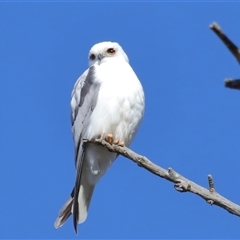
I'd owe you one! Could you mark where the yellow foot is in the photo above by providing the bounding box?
[106,134,113,144]
[113,139,119,144]
[105,134,124,147]
[118,141,125,147]
[113,138,124,147]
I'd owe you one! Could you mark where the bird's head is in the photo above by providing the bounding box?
[88,41,129,66]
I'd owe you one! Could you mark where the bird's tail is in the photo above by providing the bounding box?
[54,192,74,228]
[54,180,95,229]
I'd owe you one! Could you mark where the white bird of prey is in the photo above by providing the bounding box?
[54,41,145,233]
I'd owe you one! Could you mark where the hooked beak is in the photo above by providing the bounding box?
[98,53,104,61]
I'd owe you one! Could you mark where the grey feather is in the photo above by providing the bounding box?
[70,69,89,125]
[73,143,85,234]
[54,189,74,228]
[71,66,100,165]
[54,66,100,231]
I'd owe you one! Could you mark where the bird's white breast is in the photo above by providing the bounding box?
[85,59,144,145]
[84,59,145,185]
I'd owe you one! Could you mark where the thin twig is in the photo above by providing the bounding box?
[225,79,240,90]
[210,22,240,64]
[84,139,240,217]
[210,22,240,90]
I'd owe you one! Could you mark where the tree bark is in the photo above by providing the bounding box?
[84,139,240,218]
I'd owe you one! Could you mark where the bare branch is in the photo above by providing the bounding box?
[209,22,240,90]
[84,139,240,218]
[209,22,240,64]
[225,78,240,90]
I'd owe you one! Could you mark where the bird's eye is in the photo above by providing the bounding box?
[89,54,96,61]
[107,48,115,54]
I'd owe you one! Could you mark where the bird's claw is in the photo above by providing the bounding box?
[113,139,119,144]
[106,134,113,144]
[118,141,124,147]
[106,134,124,147]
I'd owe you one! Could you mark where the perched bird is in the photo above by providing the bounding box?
[54,41,145,233]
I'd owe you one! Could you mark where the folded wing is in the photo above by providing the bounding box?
[54,66,100,233]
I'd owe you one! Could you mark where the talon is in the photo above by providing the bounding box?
[106,134,113,144]
[118,141,124,147]
[113,139,119,144]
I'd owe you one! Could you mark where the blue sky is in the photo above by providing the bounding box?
[1,2,240,239]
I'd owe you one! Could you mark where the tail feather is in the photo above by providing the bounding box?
[54,181,95,231]
[54,192,74,228]
[77,181,95,224]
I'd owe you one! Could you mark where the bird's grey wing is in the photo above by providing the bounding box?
[71,66,99,167]
[54,66,100,232]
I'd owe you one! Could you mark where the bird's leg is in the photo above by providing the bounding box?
[105,134,125,147]
[106,133,113,144]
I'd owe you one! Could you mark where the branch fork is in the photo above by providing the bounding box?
[210,22,240,90]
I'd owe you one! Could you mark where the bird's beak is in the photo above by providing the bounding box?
[98,54,104,61]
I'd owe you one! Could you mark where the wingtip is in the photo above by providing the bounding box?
[73,214,79,235]
[54,218,63,229]
[74,225,78,235]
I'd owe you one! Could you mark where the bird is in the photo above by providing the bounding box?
[54,41,145,234]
